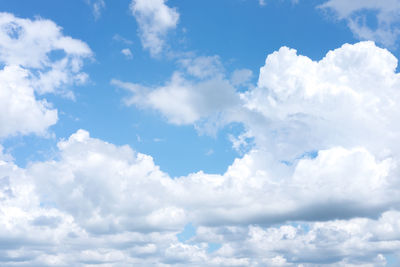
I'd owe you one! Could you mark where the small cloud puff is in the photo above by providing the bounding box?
[121,48,133,59]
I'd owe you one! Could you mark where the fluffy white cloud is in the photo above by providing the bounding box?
[242,41,400,161]
[130,0,179,56]
[319,0,400,47]
[0,13,92,138]
[0,129,400,265]
[3,40,400,265]
[0,66,57,138]
[194,210,400,266]
[111,55,240,126]
[29,130,185,234]
[107,42,400,264]
[19,130,398,230]
[110,42,400,224]
[0,12,91,73]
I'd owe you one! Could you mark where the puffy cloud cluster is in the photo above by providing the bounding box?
[101,41,400,264]
[243,41,400,161]
[130,0,179,56]
[0,13,92,138]
[319,0,400,47]
[194,211,400,266]
[2,11,400,264]
[1,128,400,265]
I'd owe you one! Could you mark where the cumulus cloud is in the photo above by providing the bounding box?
[319,0,400,47]
[130,0,179,56]
[194,211,400,265]
[0,66,57,138]
[111,55,240,126]
[0,13,91,72]
[108,41,400,264]
[243,41,400,161]
[0,13,92,138]
[3,41,400,265]
[0,128,400,265]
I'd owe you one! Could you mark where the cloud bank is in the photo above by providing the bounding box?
[2,34,400,265]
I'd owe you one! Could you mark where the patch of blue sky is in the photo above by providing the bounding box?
[385,253,399,266]
[2,135,57,167]
[176,0,356,65]
[289,222,311,233]
[176,223,196,242]
[281,150,318,166]
[207,243,222,253]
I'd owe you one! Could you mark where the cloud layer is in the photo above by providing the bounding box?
[1,127,400,265]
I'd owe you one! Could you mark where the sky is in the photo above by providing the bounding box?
[1,0,400,266]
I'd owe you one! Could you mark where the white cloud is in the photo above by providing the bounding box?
[0,12,92,71]
[0,128,400,265]
[29,129,185,234]
[0,13,92,138]
[93,0,106,20]
[3,40,400,264]
[194,210,400,265]
[0,66,57,138]
[319,0,400,47]
[259,0,299,6]
[242,41,400,161]
[113,41,400,226]
[121,48,133,59]
[113,34,134,45]
[85,0,106,20]
[230,68,253,86]
[130,0,179,56]
[179,55,224,79]
[111,55,240,126]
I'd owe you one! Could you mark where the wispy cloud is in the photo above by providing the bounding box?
[319,0,400,47]
[130,0,179,56]
[121,48,133,59]
[86,0,106,20]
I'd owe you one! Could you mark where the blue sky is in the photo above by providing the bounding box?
[1,0,400,266]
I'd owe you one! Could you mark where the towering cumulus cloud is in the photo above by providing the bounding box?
[0,13,92,138]
[2,40,400,265]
